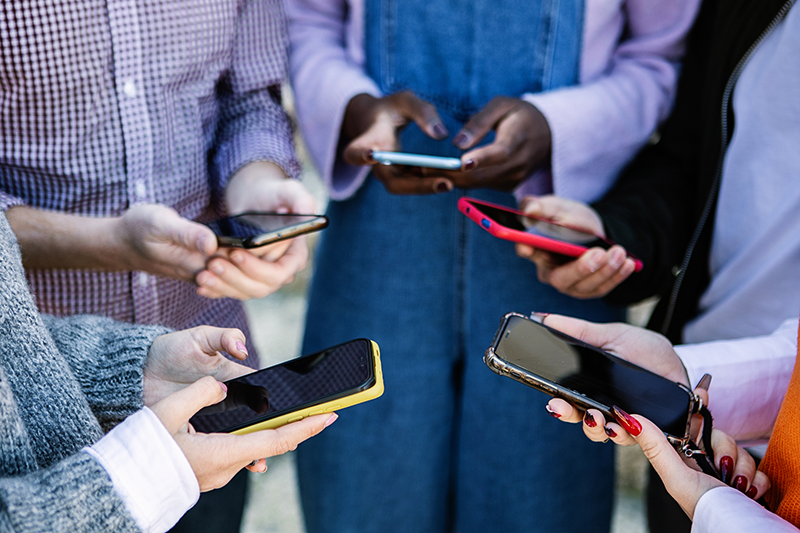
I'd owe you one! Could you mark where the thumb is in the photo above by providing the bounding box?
[540,314,628,352]
[162,213,217,256]
[151,376,227,432]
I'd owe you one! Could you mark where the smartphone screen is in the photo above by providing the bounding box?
[190,339,375,433]
[494,315,692,437]
[469,201,608,248]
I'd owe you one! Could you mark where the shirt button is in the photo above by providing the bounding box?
[134,180,147,200]
[123,79,137,98]
[137,272,149,286]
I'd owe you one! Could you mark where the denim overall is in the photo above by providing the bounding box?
[298,2,620,532]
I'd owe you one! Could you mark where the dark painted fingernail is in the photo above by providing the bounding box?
[719,456,734,485]
[584,412,597,428]
[545,404,561,419]
[611,406,642,437]
[433,123,448,138]
[733,476,748,493]
[453,132,470,148]
[746,485,758,499]
[604,426,617,438]
[464,159,477,171]
[695,373,712,391]
[365,149,374,162]
[435,180,452,194]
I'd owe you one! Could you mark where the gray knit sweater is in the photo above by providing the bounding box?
[0,213,169,532]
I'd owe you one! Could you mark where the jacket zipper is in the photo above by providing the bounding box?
[659,0,795,336]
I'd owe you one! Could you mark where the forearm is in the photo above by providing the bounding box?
[6,206,129,271]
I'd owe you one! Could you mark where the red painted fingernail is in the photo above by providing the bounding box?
[611,406,642,437]
[746,485,758,499]
[218,381,228,393]
[464,159,477,171]
[584,412,597,428]
[236,341,249,355]
[545,404,561,419]
[604,426,617,438]
[719,456,734,485]
[733,476,748,493]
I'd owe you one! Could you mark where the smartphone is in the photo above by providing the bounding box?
[205,212,329,249]
[372,151,462,170]
[190,339,384,434]
[485,312,696,446]
[458,197,643,272]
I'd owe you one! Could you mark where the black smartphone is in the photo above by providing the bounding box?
[190,339,384,434]
[485,313,696,446]
[205,212,329,248]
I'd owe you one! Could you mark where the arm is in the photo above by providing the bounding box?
[40,314,168,430]
[676,318,798,443]
[287,0,382,200]
[520,0,702,203]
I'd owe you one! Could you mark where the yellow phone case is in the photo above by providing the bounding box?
[231,340,384,435]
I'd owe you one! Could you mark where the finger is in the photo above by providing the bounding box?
[394,92,448,140]
[729,446,757,493]
[547,249,620,298]
[601,421,637,446]
[191,326,248,361]
[459,122,525,171]
[748,470,770,500]
[151,376,227,432]
[454,97,517,150]
[546,398,583,423]
[245,459,268,474]
[244,240,293,263]
[713,433,740,485]
[373,164,453,195]
[516,243,535,259]
[231,413,336,463]
[158,213,218,257]
[565,247,633,297]
[343,114,398,166]
[267,179,317,215]
[582,409,613,443]
[539,313,628,352]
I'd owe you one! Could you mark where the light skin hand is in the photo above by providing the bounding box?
[143,326,254,406]
[195,161,315,300]
[514,195,636,299]
[341,92,454,195]
[150,376,336,489]
[417,97,552,191]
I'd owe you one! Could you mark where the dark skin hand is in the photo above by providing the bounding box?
[342,92,552,195]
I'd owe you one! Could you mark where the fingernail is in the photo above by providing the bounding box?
[365,149,375,162]
[733,476,748,493]
[435,180,453,194]
[719,456,734,485]
[231,253,245,265]
[695,373,712,391]
[453,132,470,149]
[219,381,228,393]
[611,406,642,437]
[586,250,605,272]
[464,159,477,171]
[608,248,625,269]
[212,263,224,275]
[584,412,597,428]
[746,485,758,499]
[433,123,448,138]
[325,413,339,428]
[531,312,550,324]
[545,404,561,419]
[604,426,617,438]
[197,234,208,253]
[236,341,249,355]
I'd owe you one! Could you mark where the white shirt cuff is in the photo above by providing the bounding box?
[693,486,798,532]
[84,407,200,533]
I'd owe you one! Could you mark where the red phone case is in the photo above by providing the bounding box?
[457,197,643,272]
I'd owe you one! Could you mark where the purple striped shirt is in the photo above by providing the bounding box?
[0,0,300,367]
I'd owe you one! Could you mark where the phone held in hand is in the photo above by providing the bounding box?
[485,312,697,448]
[190,339,384,434]
[205,212,329,249]
[458,197,643,272]
[372,151,462,170]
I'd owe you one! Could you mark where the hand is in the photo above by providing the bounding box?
[341,92,454,195]
[195,161,314,300]
[150,376,336,490]
[417,97,552,191]
[143,326,253,406]
[514,195,637,299]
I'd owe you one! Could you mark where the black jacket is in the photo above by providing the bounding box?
[593,0,795,343]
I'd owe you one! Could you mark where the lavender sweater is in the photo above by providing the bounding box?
[288,0,701,203]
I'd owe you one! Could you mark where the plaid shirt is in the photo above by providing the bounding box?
[0,0,300,367]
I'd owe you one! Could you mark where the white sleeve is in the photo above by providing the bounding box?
[675,318,798,443]
[84,407,200,533]
[692,486,798,533]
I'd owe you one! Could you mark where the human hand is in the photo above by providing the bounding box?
[416,97,551,191]
[341,92,455,195]
[143,326,253,406]
[514,196,637,299]
[150,376,336,490]
[195,161,314,300]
